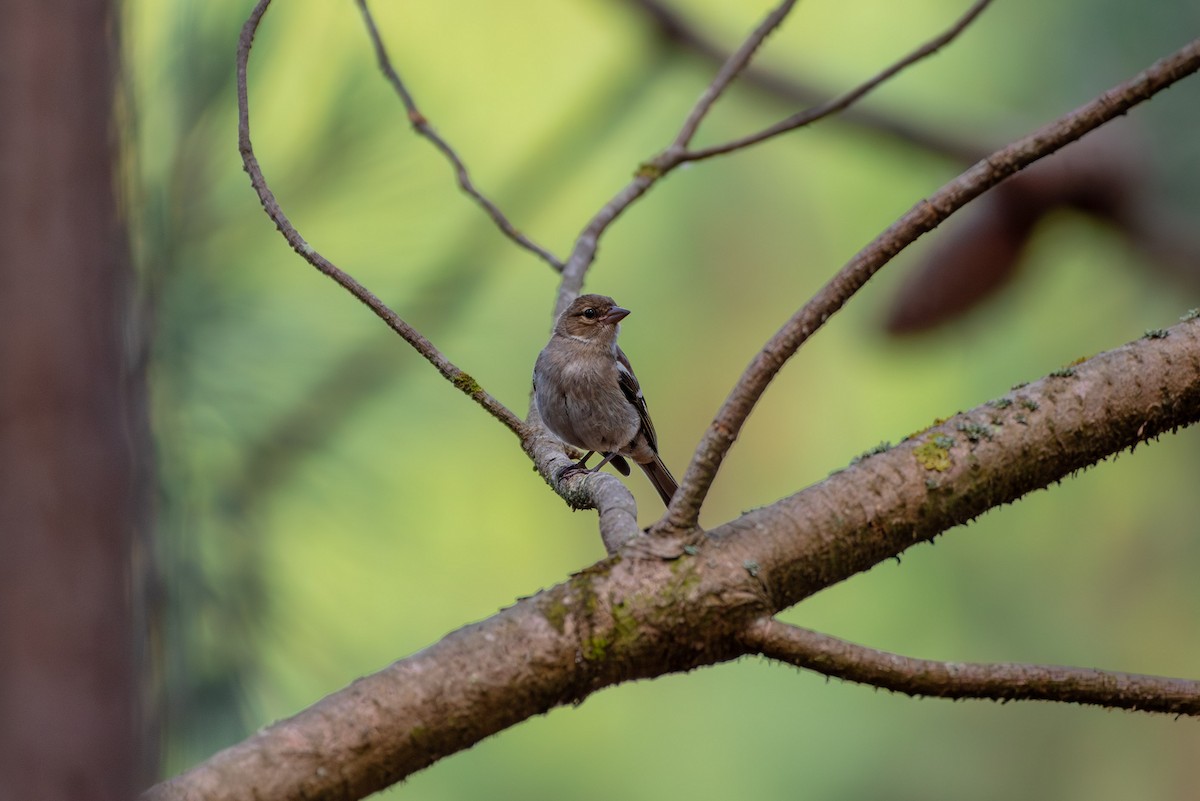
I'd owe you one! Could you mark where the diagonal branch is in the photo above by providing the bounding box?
[547,4,993,520]
[555,1,987,313]
[542,1,807,512]
[623,0,987,163]
[628,1,1200,300]
[683,0,993,161]
[243,0,642,545]
[237,0,526,437]
[556,0,800,310]
[225,59,670,522]
[664,35,1200,530]
[353,0,564,271]
[670,0,798,152]
[146,315,1200,800]
[743,618,1200,715]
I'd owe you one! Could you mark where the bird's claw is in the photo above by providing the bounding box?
[555,461,593,483]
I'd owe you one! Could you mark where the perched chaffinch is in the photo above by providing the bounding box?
[533,294,678,506]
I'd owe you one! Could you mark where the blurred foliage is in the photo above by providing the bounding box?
[126,0,1200,798]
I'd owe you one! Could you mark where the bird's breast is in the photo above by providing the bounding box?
[534,351,639,452]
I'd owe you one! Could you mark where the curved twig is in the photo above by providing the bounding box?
[556,176,655,314]
[683,0,993,161]
[556,1,988,313]
[744,618,1200,715]
[670,0,798,152]
[237,0,526,437]
[353,0,564,271]
[623,0,987,163]
[556,0,800,310]
[225,59,672,518]
[524,410,642,554]
[664,36,1200,530]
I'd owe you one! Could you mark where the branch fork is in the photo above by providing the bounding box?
[178,2,1200,796]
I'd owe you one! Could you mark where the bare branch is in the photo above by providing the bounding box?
[147,313,1200,800]
[623,0,987,163]
[353,0,564,271]
[670,0,798,152]
[242,0,650,534]
[744,619,1200,715]
[684,0,993,161]
[664,36,1200,531]
[629,1,1200,300]
[237,0,527,438]
[545,5,999,516]
[556,174,657,313]
[524,411,642,554]
[556,0,800,309]
[556,1,986,311]
[226,60,671,519]
[201,11,1200,798]
[720,313,1200,614]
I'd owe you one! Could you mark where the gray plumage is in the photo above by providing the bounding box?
[533,294,678,506]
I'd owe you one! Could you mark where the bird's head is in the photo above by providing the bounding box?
[555,294,630,342]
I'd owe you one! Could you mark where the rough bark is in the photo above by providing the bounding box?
[145,317,1200,801]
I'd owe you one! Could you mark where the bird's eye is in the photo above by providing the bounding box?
[582,308,598,319]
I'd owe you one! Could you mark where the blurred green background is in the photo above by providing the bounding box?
[127,0,1200,797]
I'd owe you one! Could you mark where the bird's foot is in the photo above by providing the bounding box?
[556,452,595,482]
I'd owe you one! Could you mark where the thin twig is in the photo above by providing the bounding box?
[228,61,672,519]
[624,0,986,163]
[556,176,657,314]
[664,36,1200,530]
[551,2,990,520]
[237,0,527,438]
[671,0,799,151]
[684,0,993,161]
[744,619,1200,715]
[353,0,564,272]
[556,1,986,311]
[555,0,800,312]
[630,0,1200,299]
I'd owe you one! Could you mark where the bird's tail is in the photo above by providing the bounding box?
[639,454,679,506]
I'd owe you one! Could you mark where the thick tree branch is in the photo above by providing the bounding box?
[147,315,1200,801]
[665,36,1200,530]
[236,0,526,437]
[353,0,564,271]
[199,9,1200,800]
[744,619,1200,715]
[713,314,1200,612]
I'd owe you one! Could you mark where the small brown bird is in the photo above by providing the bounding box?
[533,294,678,505]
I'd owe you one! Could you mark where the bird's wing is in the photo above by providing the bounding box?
[615,345,658,453]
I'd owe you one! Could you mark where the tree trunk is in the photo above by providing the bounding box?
[0,3,150,799]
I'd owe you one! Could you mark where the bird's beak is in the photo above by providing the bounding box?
[603,306,631,324]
